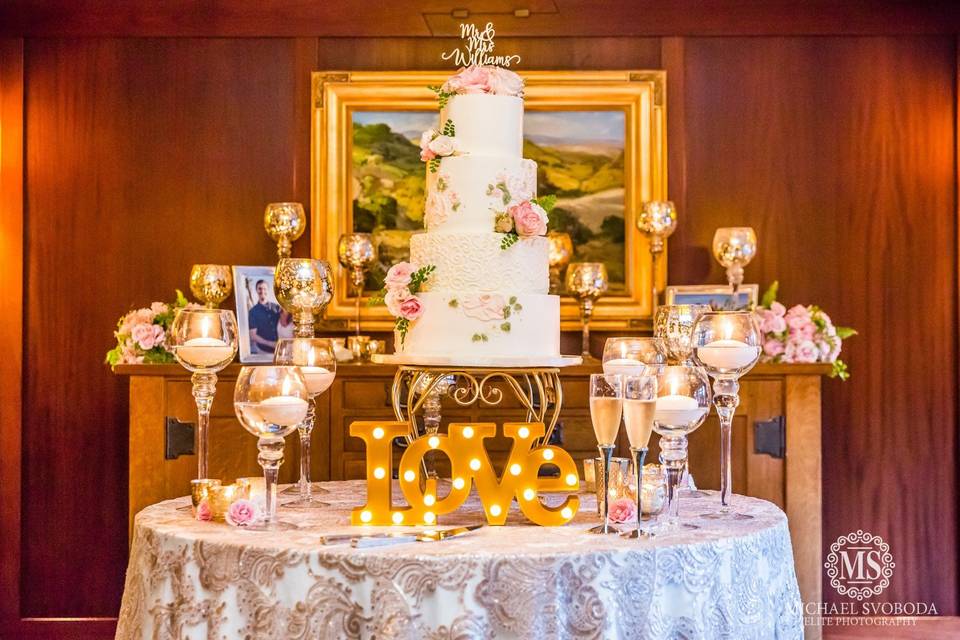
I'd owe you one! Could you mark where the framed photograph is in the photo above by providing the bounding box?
[664,284,760,311]
[232,266,295,363]
[311,70,667,329]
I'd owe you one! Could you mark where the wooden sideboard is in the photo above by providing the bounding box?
[115,360,829,619]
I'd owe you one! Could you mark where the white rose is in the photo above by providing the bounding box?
[384,287,411,317]
[428,135,459,157]
[487,67,525,97]
[419,128,436,150]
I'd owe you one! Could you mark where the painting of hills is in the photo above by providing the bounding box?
[351,109,626,292]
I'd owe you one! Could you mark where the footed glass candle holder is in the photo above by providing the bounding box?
[170,309,238,481]
[274,258,333,338]
[692,311,761,519]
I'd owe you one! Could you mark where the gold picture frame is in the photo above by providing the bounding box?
[311,70,667,330]
[664,284,760,310]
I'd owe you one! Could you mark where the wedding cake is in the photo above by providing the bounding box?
[379,65,561,361]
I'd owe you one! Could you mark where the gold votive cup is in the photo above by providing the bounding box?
[348,335,371,361]
[236,476,265,503]
[584,457,631,515]
[191,479,221,510]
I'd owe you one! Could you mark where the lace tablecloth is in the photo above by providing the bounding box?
[116,481,803,639]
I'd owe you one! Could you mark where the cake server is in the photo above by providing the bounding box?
[346,524,484,549]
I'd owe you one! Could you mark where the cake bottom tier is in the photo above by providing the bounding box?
[395,291,560,358]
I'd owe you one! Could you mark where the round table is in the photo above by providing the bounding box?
[116,481,803,639]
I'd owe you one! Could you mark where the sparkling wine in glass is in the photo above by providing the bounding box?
[274,338,337,507]
[234,366,309,530]
[621,373,657,538]
[588,373,623,534]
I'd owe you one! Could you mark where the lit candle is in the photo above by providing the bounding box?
[655,378,706,425]
[257,395,309,426]
[696,319,759,370]
[602,357,646,377]
[177,317,233,367]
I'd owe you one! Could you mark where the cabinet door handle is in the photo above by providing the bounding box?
[165,417,195,459]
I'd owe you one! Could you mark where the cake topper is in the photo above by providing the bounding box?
[441,22,521,68]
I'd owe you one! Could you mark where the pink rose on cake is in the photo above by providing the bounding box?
[444,65,491,94]
[384,287,410,316]
[461,294,506,322]
[510,201,548,237]
[487,67,525,97]
[384,262,415,290]
[398,296,424,321]
[419,130,437,161]
[428,135,459,157]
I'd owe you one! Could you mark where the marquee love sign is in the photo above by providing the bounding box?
[350,421,581,526]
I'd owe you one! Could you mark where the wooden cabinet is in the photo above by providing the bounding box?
[115,361,828,616]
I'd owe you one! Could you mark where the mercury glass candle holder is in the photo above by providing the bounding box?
[189,264,233,308]
[274,258,333,338]
[712,227,757,293]
[234,365,310,530]
[274,337,337,508]
[565,262,609,359]
[547,231,573,294]
[264,202,306,259]
[654,304,710,364]
[637,201,678,312]
[337,233,376,337]
[692,311,761,519]
[650,365,711,531]
[170,309,238,481]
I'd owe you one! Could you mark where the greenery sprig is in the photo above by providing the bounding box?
[428,85,457,109]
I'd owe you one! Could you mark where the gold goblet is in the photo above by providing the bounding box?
[337,233,376,337]
[264,202,306,259]
[274,258,333,338]
[653,304,710,364]
[189,264,233,308]
[638,201,678,313]
[547,231,573,294]
[712,227,757,293]
[565,262,609,359]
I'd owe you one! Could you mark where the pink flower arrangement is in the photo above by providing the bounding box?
[105,290,198,365]
[225,498,259,527]
[373,262,436,345]
[753,282,856,379]
[510,201,548,237]
[608,497,638,524]
[439,66,525,98]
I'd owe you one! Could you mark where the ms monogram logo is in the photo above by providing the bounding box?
[824,530,895,600]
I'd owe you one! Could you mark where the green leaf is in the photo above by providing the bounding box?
[481,333,489,342]
[513,303,522,312]
[105,346,122,365]
[500,233,519,250]
[502,306,511,319]
[448,298,459,307]
[509,296,517,304]
[760,281,780,308]
[441,118,456,137]
[831,359,850,381]
[174,288,189,308]
[532,194,557,212]
[836,326,858,340]
[472,333,482,342]
[500,322,511,332]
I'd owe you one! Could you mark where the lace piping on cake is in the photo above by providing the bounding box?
[409,234,549,294]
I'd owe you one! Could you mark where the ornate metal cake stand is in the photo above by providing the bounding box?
[373,354,583,478]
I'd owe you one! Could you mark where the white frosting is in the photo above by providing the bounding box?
[441,94,523,157]
[428,157,537,234]
[410,232,549,294]
[397,292,560,358]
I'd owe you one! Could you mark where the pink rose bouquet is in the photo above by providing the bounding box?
[371,263,436,346]
[225,498,259,527]
[608,497,638,524]
[753,282,856,379]
[496,195,557,250]
[434,66,525,100]
[105,289,198,365]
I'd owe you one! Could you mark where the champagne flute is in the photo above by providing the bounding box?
[274,338,337,507]
[650,365,711,531]
[233,366,309,530]
[588,373,623,534]
[692,311,761,519]
[621,373,657,538]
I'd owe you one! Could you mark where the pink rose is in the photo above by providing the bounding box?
[756,309,786,335]
[420,147,436,162]
[487,67,525,96]
[784,338,819,364]
[790,319,816,341]
[608,497,637,524]
[509,201,548,237]
[225,498,259,527]
[770,301,786,317]
[195,499,212,522]
[427,134,459,157]
[461,294,506,322]
[398,296,424,321]
[785,304,811,328]
[384,287,411,317]
[385,262,416,289]
[763,339,786,358]
[150,301,169,315]
[131,323,164,350]
[446,66,491,94]
[419,129,437,161]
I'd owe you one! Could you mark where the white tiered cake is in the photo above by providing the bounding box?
[382,66,562,363]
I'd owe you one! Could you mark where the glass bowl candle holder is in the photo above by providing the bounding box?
[650,365,711,531]
[233,366,310,530]
[274,337,337,507]
[566,262,609,358]
[547,231,573,294]
[638,201,678,310]
[264,202,306,259]
[274,258,334,338]
[602,337,668,376]
[170,309,238,481]
[653,304,710,364]
[337,233,376,336]
[692,310,761,518]
[712,227,757,292]
[189,264,233,308]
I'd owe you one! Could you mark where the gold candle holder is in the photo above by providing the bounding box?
[547,232,573,294]
[637,201,678,313]
[565,262,608,359]
[189,264,233,308]
[274,258,333,338]
[191,478,222,510]
[337,233,376,337]
[712,226,757,293]
[264,202,306,259]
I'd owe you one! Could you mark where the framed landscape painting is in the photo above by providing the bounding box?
[312,71,667,329]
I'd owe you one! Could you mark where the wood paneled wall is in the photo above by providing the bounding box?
[0,29,957,635]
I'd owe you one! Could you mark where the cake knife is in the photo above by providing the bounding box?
[351,524,483,548]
